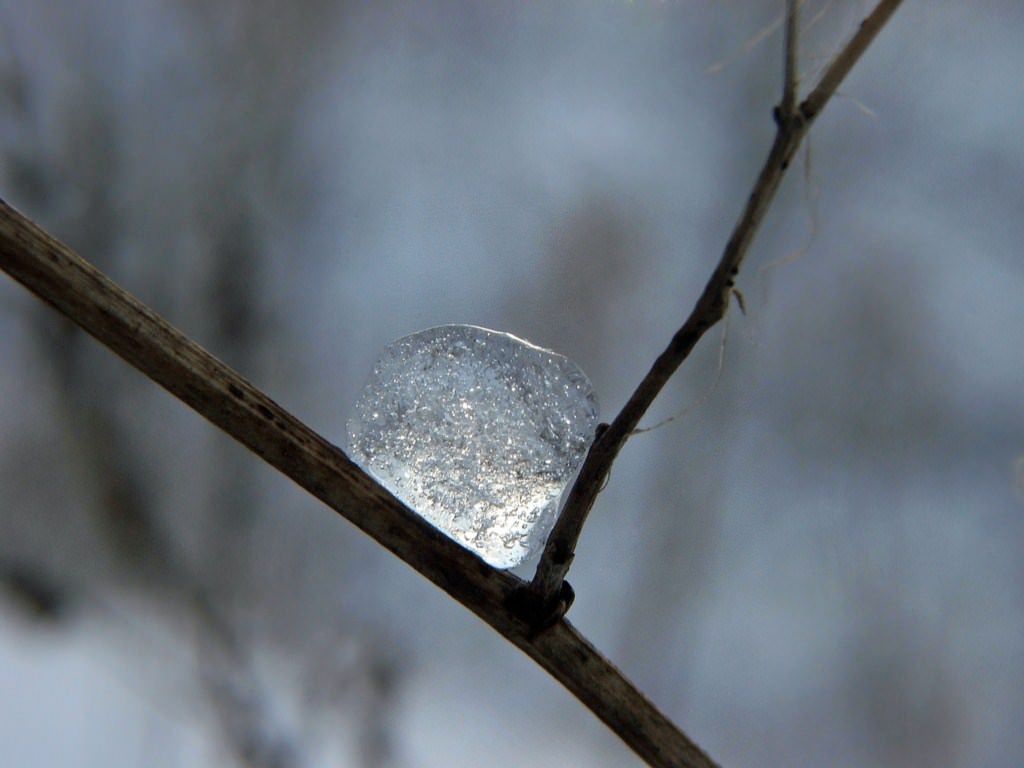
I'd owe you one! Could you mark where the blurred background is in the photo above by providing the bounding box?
[1,1,1021,766]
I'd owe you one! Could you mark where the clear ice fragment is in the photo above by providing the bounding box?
[345,325,599,569]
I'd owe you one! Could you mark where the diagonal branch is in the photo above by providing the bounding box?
[530,0,904,616]
[0,198,717,768]
[799,0,903,122]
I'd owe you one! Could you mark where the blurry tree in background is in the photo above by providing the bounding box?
[1,3,399,766]
[1,2,1023,767]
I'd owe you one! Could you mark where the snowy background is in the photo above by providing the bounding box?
[1,1,1022,766]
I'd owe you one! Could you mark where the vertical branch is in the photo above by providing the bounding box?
[782,0,802,116]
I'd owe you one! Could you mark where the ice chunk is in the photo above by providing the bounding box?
[345,325,599,568]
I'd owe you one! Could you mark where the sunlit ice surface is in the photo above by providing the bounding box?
[346,325,598,568]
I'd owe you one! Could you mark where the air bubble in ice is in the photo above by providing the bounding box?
[345,325,599,568]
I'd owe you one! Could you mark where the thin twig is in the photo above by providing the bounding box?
[782,0,802,116]
[0,198,717,768]
[800,0,902,122]
[530,0,904,617]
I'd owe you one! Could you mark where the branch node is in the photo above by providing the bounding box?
[506,580,575,639]
[773,103,806,133]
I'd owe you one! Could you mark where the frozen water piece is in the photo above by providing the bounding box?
[345,325,599,569]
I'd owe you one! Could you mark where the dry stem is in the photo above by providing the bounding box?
[0,198,717,767]
[530,0,904,618]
